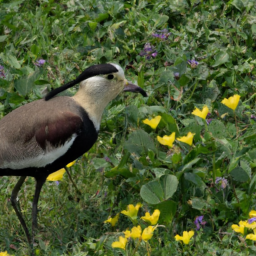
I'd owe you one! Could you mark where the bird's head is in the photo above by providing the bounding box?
[45,63,147,101]
[78,63,147,103]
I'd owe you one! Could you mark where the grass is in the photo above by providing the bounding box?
[1,0,256,255]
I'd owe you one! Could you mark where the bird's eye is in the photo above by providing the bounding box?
[107,74,114,80]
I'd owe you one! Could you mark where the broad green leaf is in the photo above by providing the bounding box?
[184,173,206,190]
[212,51,229,67]
[208,120,227,139]
[155,200,177,224]
[7,55,21,69]
[124,129,157,156]
[152,14,169,28]
[140,175,178,204]
[230,167,250,182]
[159,113,179,134]
[230,0,244,11]
[0,35,8,42]
[14,69,40,96]
[191,197,209,210]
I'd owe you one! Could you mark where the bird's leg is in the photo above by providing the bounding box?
[31,177,46,244]
[10,176,32,245]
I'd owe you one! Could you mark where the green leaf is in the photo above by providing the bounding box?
[0,35,8,42]
[88,21,98,31]
[208,120,227,139]
[184,173,206,190]
[230,167,250,182]
[191,197,209,210]
[152,14,169,28]
[140,175,178,204]
[212,51,229,67]
[124,129,157,156]
[159,113,179,134]
[7,55,21,69]
[155,200,177,224]
[138,71,144,88]
[14,69,40,96]
[230,0,244,11]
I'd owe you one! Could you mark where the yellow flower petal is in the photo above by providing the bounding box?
[130,226,142,239]
[47,168,66,181]
[231,221,247,235]
[66,160,76,168]
[157,132,175,148]
[246,222,256,229]
[175,230,194,244]
[104,213,119,227]
[141,209,160,225]
[0,252,10,256]
[177,132,195,146]
[123,230,131,238]
[221,95,240,110]
[192,106,209,119]
[246,233,256,241]
[142,226,156,241]
[121,203,142,221]
[143,116,162,129]
[112,236,127,250]
[249,210,256,218]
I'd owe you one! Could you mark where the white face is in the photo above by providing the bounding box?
[74,64,128,131]
[80,64,127,102]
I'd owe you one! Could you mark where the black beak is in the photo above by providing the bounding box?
[123,82,147,97]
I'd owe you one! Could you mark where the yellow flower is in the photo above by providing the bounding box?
[66,160,76,167]
[130,226,142,239]
[175,230,194,244]
[192,106,209,119]
[177,132,195,146]
[141,209,160,225]
[221,95,240,110]
[46,161,77,181]
[249,210,256,218]
[246,233,256,241]
[245,222,256,230]
[123,230,131,238]
[47,168,65,181]
[231,221,247,234]
[157,133,175,148]
[0,252,10,256]
[112,236,127,250]
[142,226,156,241]
[104,213,119,227]
[143,116,161,129]
[121,203,142,221]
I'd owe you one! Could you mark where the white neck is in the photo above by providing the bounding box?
[72,76,124,131]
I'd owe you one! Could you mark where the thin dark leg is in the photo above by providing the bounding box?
[10,176,32,245]
[31,177,46,244]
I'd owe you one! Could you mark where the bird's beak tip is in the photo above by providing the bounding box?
[123,82,147,97]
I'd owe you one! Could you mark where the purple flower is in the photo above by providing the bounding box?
[55,181,60,185]
[251,115,256,121]
[174,72,180,80]
[215,177,228,189]
[151,52,158,58]
[140,43,157,60]
[0,65,5,78]
[35,59,46,67]
[194,215,206,230]
[188,60,199,69]
[152,29,170,40]
[248,217,256,224]
[206,118,213,125]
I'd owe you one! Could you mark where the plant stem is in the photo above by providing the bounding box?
[212,153,216,184]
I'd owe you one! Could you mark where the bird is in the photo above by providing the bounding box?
[0,63,147,252]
